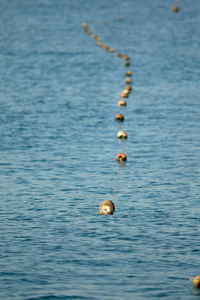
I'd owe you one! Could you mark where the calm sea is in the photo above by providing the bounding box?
[1,0,200,299]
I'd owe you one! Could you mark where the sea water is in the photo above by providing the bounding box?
[1,0,200,299]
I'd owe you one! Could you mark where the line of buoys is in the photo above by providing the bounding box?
[82,12,198,294]
[82,21,133,215]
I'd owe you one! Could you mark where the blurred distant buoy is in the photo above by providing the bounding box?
[125,85,132,91]
[99,200,115,215]
[118,100,127,106]
[97,41,103,46]
[122,89,129,95]
[117,53,123,57]
[108,48,115,53]
[115,113,124,121]
[121,92,128,98]
[189,275,200,288]
[82,22,88,28]
[104,21,109,25]
[86,30,92,35]
[172,5,179,12]
[125,70,132,76]
[125,78,132,84]
[117,130,127,139]
[116,153,127,161]
[118,17,123,21]
[123,55,129,60]
[124,61,130,66]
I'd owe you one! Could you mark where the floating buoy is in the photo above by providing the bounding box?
[123,88,130,94]
[172,5,179,12]
[118,100,126,106]
[189,275,200,288]
[115,113,124,121]
[86,30,92,35]
[125,85,132,91]
[116,153,127,161]
[117,130,127,139]
[118,17,123,21]
[99,200,115,215]
[125,78,132,84]
[97,41,103,47]
[124,61,130,66]
[125,71,132,76]
[117,53,123,57]
[121,92,128,98]
[123,55,129,60]
[104,21,109,25]
[108,48,115,53]
[82,22,88,28]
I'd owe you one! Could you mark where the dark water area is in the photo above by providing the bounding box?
[1,0,200,299]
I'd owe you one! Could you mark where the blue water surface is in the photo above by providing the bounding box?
[1,0,200,299]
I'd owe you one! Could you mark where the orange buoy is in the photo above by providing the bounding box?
[99,200,115,215]
[189,275,200,288]
[117,130,127,139]
[115,113,124,121]
[118,100,126,106]
[172,5,179,12]
[125,78,132,84]
[123,55,129,60]
[121,92,128,98]
[124,61,130,66]
[116,153,127,161]
[125,70,132,76]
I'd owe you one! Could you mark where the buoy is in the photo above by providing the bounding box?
[116,153,127,161]
[118,100,126,106]
[82,22,88,28]
[115,113,124,121]
[97,41,103,47]
[122,89,130,95]
[104,21,109,25]
[118,17,123,21]
[125,78,132,84]
[108,48,115,53]
[124,61,130,66]
[86,30,92,35]
[172,5,179,12]
[123,55,129,60]
[125,71,132,76]
[125,85,132,91]
[121,92,128,98]
[117,130,127,139]
[189,275,200,288]
[99,200,115,215]
[117,53,123,57]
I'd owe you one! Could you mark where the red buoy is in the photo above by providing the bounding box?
[116,153,127,161]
